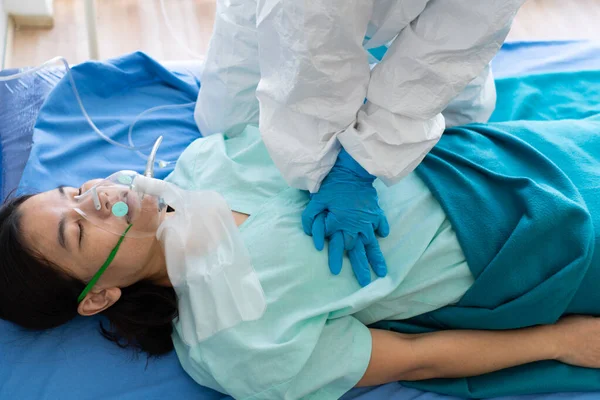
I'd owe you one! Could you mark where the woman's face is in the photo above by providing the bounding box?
[18,179,164,292]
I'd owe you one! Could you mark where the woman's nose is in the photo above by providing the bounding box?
[98,191,115,217]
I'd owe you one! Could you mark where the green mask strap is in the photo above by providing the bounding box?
[77,224,133,303]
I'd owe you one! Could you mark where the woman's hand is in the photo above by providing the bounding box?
[553,315,600,368]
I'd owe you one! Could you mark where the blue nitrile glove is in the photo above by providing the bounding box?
[302,148,390,286]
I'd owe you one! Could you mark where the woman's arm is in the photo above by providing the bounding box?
[358,316,600,387]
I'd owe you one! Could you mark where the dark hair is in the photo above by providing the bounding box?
[0,195,178,356]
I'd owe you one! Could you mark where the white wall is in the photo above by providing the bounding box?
[1,0,7,68]
[4,0,52,16]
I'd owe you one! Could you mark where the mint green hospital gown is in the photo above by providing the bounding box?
[166,126,474,400]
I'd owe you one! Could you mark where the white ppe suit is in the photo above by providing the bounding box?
[195,0,525,192]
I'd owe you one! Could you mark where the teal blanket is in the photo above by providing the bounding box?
[372,70,600,397]
[490,70,600,122]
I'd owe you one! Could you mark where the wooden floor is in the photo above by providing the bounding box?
[6,0,600,68]
[7,0,216,67]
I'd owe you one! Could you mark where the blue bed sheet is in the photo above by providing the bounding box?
[1,41,600,400]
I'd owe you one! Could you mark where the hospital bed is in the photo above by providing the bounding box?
[2,40,600,400]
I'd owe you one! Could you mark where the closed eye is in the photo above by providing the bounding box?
[77,187,83,248]
[78,221,84,248]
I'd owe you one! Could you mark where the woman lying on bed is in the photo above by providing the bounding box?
[2,118,600,400]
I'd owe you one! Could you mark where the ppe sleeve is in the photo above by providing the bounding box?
[339,0,524,186]
[194,0,261,137]
[174,316,372,400]
[255,0,374,192]
[442,63,496,128]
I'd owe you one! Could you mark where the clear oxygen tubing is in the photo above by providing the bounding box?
[0,57,196,169]
[159,0,205,61]
[128,101,196,168]
[0,57,155,151]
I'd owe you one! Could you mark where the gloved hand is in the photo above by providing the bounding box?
[302,148,390,286]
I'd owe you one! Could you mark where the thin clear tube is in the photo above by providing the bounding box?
[128,102,196,167]
[0,57,156,151]
[0,57,196,168]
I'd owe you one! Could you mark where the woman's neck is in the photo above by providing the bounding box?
[144,241,172,287]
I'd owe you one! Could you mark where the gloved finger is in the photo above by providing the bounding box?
[328,231,344,275]
[311,212,326,251]
[374,214,390,238]
[363,235,387,278]
[323,212,341,237]
[301,200,326,236]
[348,240,371,287]
[324,213,357,250]
[344,232,358,251]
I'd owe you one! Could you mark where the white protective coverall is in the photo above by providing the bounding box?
[195,0,525,192]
